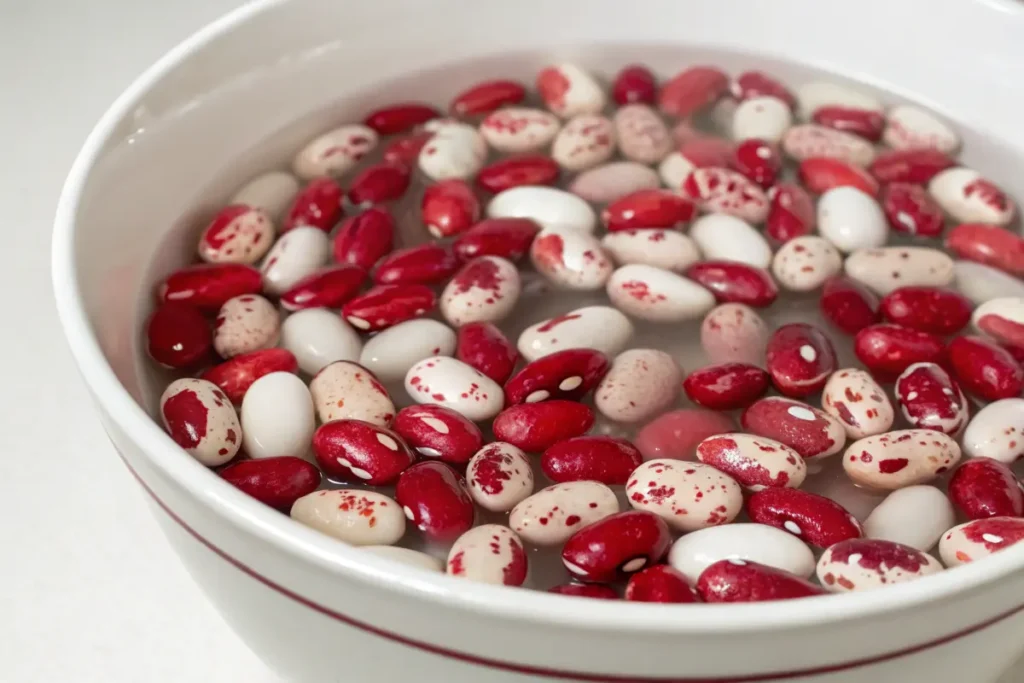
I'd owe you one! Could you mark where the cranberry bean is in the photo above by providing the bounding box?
[846,246,956,296]
[240,372,315,460]
[948,458,1024,520]
[201,349,298,405]
[696,433,807,491]
[747,488,862,548]
[682,167,770,224]
[405,356,504,422]
[293,125,377,180]
[688,214,773,269]
[510,481,619,546]
[601,229,701,274]
[456,321,518,385]
[607,264,716,322]
[551,114,616,171]
[602,189,697,232]
[563,511,671,583]
[479,107,561,154]
[974,297,1024,351]
[447,525,527,586]
[504,349,608,405]
[818,538,942,592]
[342,284,436,332]
[382,132,432,166]
[466,442,534,513]
[627,460,742,532]
[531,228,613,290]
[373,244,458,287]
[801,158,879,197]
[766,323,838,398]
[884,105,959,155]
[948,335,1024,401]
[685,261,778,308]
[853,324,946,379]
[771,236,842,292]
[614,105,672,164]
[660,138,733,188]
[364,546,444,572]
[659,66,729,118]
[683,363,770,411]
[346,161,412,207]
[729,138,782,188]
[863,486,955,551]
[332,206,395,270]
[812,106,884,142]
[419,122,487,181]
[392,404,483,465]
[518,305,634,361]
[283,177,345,233]
[594,349,681,424]
[625,565,698,604]
[160,378,241,466]
[732,70,797,109]
[765,183,816,243]
[797,82,884,119]
[146,303,211,369]
[698,559,826,603]
[940,517,1024,567]
[213,295,280,359]
[963,398,1024,464]
[782,124,876,167]
[843,429,961,490]
[493,401,594,453]
[219,456,320,511]
[821,369,895,439]
[570,162,661,204]
[197,205,275,265]
[450,79,526,117]
[542,436,642,485]
[453,218,540,263]
[359,319,455,383]
[895,363,969,435]
[487,186,597,234]
[280,265,365,311]
[158,263,261,311]
[280,308,361,374]
[946,223,1024,278]
[700,303,769,365]
[930,167,1016,226]
[612,64,658,105]
[880,287,972,336]
[820,276,881,335]
[309,360,394,426]
[440,256,521,326]
[669,523,816,582]
[741,397,846,459]
[549,584,619,599]
[395,461,474,542]
[291,490,404,546]
[536,63,606,118]
[634,409,736,462]
[421,179,481,239]
[732,98,791,144]
[870,147,955,185]
[881,182,944,238]
[363,103,438,135]
[231,171,298,222]
[476,155,560,194]
[312,419,413,485]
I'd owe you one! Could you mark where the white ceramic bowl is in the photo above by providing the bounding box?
[52,1,1024,681]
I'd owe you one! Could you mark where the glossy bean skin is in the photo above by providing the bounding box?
[456,321,519,385]
[450,80,527,117]
[939,517,1024,567]
[842,429,961,490]
[452,217,541,262]
[541,436,643,485]
[684,261,779,308]
[447,525,528,586]
[363,102,438,134]
[333,206,395,270]
[948,335,1024,401]
[280,264,366,311]
[746,488,862,548]
[291,490,404,547]
[312,420,415,485]
[612,64,658,105]
[894,362,969,435]
[201,348,299,404]
[392,404,484,466]
[696,433,807,491]
[347,161,412,206]
[817,538,942,593]
[158,263,262,311]
[741,397,846,459]
[160,379,241,466]
[146,303,211,369]
[683,363,770,411]
[869,148,955,185]
[626,460,743,532]
[863,486,954,551]
[821,369,895,439]
[624,565,698,603]
[219,456,321,511]
[819,276,880,335]
[503,349,608,405]
[342,284,436,332]
[765,183,816,244]
[561,511,672,583]
[510,481,619,546]
[881,182,944,237]
[492,401,595,452]
[946,222,1024,277]
[634,409,736,462]
[465,442,534,513]
[765,323,838,398]
[880,287,972,335]
[374,244,459,286]
[697,560,826,603]
[947,459,1024,520]
[853,324,946,380]
[395,461,475,542]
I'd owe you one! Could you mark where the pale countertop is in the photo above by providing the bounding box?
[2,2,1022,681]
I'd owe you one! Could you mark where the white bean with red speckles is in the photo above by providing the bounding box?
[231,171,300,221]
[261,226,331,295]
[601,229,701,274]
[359,319,456,383]
[419,123,487,181]
[479,107,561,153]
[552,114,616,171]
[772,236,842,292]
[844,246,955,296]
[595,349,681,423]
[668,524,816,583]
[241,372,315,460]
[658,152,696,190]
[817,188,888,253]
[627,460,742,532]
[929,167,1016,226]
[530,228,613,290]
[517,305,634,361]
[537,63,606,118]
[961,398,1024,464]
[939,517,1024,567]
[614,104,673,164]
[795,82,883,121]
[291,489,405,545]
[404,356,504,421]
[160,378,241,466]
[689,214,773,268]
[510,481,620,546]
[821,369,895,439]
[883,105,959,155]
[863,485,955,551]
[293,125,378,180]
[607,264,716,323]
[465,442,534,513]
[732,96,792,143]
[781,124,876,167]
[309,360,396,426]
[447,525,528,586]
[817,539,942,592]
[280,308,362,375]
[843,430,961,490]
[363,546,444,572]
[700,303,769,365]
[213,295,280,359]
[487,186,596,234]
[440,256,521,326]
[198,206,275,265]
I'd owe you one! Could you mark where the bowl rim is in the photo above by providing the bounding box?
[51,0,1024,638]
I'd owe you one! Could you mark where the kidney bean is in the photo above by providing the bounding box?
[683,363,771,410]
[536,64,606,118]
[562,511,672,583]
[382,132,432,166]
[231,171,298,221]
[659,66,729,117]
[700,303,768,365]
[549,584,619,600]
[853,324,946,379]
[632,409,733,463]
[678,136,734,167]
[892,361,966,433]
[844,429,961,490]
[280,264,365,311]
[689,214,773,269]
[158,263,262,311]
[332,206,395,270]
[766,323,838,398]
[146,303,211,369]
[783,122,875,162]
[312,419,414,485]
[799,158,879,197]
[732,98,792,146]
[551,114,616,171]
[282,177,345,233]
[201,348,298,404]
[510,481,619,546]
[817,538,942,592]
[395,461,474,542]
[160,378,241,466]
[747,488,862,548]
[948,335,1024,401]
[452,218,540,264]
[741,397,846,459]
[605,264,716,323]
[489,185,599,234]
[946,223,1024,278]
[811,106,884,141]
[963,399,1024,464]
[392,404,483,465]
[450,80,527,117]
[669,523,816,582]
[197,205,275,265]
[440,255,522,326]
[939,517,1024,567]
[593,348,681,424]
[879,287,972,336]
[309,360,394,426]
[481,107,562,155]
[419,123,487,181]
[765,183,816,243]
[542,436,643,485]
[504,349,608,405]
[696,433,807,491]
[697,559,826,603]
[373,244,459,286]
[492,401,594,452]
[602,189,697,232]
[360,319,451,384]
[405,356,505,422]
[447,525,528,586]
[973,297,1024,352]
[291,490,404,546]
[212,295,280,359]
[930,167,1016,226]
[466,442,534,513]
[532,229,613,290]
[884,105,960,154]
[730,138,782,188]
[363,103,438,135]
[881,182,944,237]
[727,70,794,107]
[819,276,880,335]
[615,104,673,164]
[421,179,481,239]
[948,458,1024,520]
[241,375,311,461]
[682,167,770,224]
[821,369,895,439]
[571,162,661,204]
[476,155,560,194]
[347,161,412,207]
[601,229,701,274]
[612,64,658,105]
[518,306,634,362]
[456,321,519,385]
[869,147,955,185]
[626,460,742,531]
[863,485,955,551]
[219,456,321,511]
[342,284,436,332]
[685,261,778,308]
[625,565,698,603]
[294,125,377,180]
[771,236,842,293]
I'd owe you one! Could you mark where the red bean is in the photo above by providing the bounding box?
[696,433,806,491]
[201,348,298,404]
[747,489,862,548]
[611,64,658,105]
[741,397,845,459]
[634,409,736,461]
[685,261,779,308]
[683,363,770,410]
[219,456,321,510]
[421,179,481,238]
[395,461,475,541]
[549,583,619,599]
[602,189,697,232]
[894,362,969,435]
[869,148,955,185]
[948,459,1024,520]
[504,349,608,405]
[697,559,826,602]
[450,79,527,117]
[854,324,946,379]
[456,321,519,385]
[946,223,1024,277]
[562,511,672,583]
[392,404,484,466]
[452,218,540,263]
[347,161,412,206]
[158,263,262,311]
[280,264,366,311]
[766,323,838,397]
[881,183,944,238]
[363,103,438,135]
[373,244,459,286]
[492,401,594,453]
[283,177,344,232]
[382,132,432,166]
[146,303,211,369]
[765,183,816,243]
[541,436,643,485]
[624,565,698,603]
[332,206,395,270]
[811,106,884,142]
[312,419,415,485]
[820,276,880,335]
[948,335,1024,401]
[659,66,729,118]
[475,155,560,194]
[798,157,879,196]
[732,70,796,109]
[341,284,436,332]
[730,138,781,189]
[879,287,973,335]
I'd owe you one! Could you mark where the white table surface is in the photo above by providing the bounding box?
[2,2,1022,681]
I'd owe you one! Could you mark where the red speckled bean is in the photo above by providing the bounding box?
[333,206,395,270]
[843,429,961,490]
[373,244,459,286]
[747,488,862,548]
[421,179,481,239]
[395,461,475,542]
[312,419,415,485]
[741,397,846,459]
[817,538,942,592]
[541,436,643,485]
[948,458,1024,520]
[158,263,262,311]
[602,189,697,232]
[820,276,880,335]
[880,287,972,335]
[766,323,838,398]
[894,362,969,435]
[696,433,807,491]
[698,559,826,603]
[799,157,879,196]
[453,217,541,263]
[682,167,770,224]
[476,155,560,194]
[392,404,483,465]
[730,138,782,189]
[946,223,1024,277]
[732,71,797,109]
[342,284,436,332]
[881,183,944,237]
[562,511,672,583]
[492,401,594,453]
[465,442,534,513]
[869,148,955,185]
[612,64,658,105]
[447,524,528,586]
[821,368,896,439]
[701,303,769,366]
[948,335,1024,401]
[504,348,608,405]
[280,264,365,311]
[812,106,884,142]
[625,565,698,603]
[456,321,519,385]
[634,409,736,461]
[940,516,1024,567]
[382,132,432,166]
[283,177,344,233]
[201,348,298,404]
[347,161,412,206]
[626,460,742,531]
[683,363,771,411]
[659,66,729,118]
[363,102,438,135]
[765,183,816,243]
[146,303,211,369]
[685,261,778,308]
[219,456,321,511]
[197,205,275,265]
[854,324,946,379]
[450,80,527,117]
[549,584,619,599]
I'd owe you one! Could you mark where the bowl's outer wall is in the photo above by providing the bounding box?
[61,0,1024,680]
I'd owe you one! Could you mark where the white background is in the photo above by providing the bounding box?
[2,1,1022,681]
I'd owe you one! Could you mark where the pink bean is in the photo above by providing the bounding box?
[634,409,736,461]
